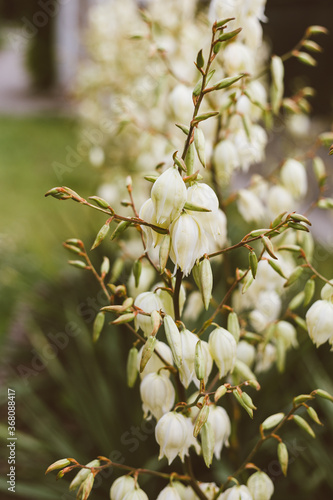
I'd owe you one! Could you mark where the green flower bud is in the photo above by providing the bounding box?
[140,336,157,373]
[93,312,105,343]
[292,414,315,438]
[261,412,285,430]
[164,315,182,369]
[200,421,215,468]
[277,441,289,476]
[127,347,139,388]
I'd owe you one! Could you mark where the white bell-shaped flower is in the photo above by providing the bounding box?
[200,483,219,500]
[110,476,136,500]
[236,341,256,367]
[280,159,307,199]
[208,405,231,459]
[178,329,199,388]
[134,292,163,337]
[255,343,277,373]
[170,213,208,277]
[139,197,169,248]
[223,42,255,76]
[155,411,191,464]
[151,167,187,225]
[187,183,221,242]
[320,279,333,300]
[237,189,265,223]
[138,340,173,379]
[274,321,298,349]
[305,299,333,347]
[123,488,149,500]
[157,485,182,500]
[214,139,240,183]
[218,485,253,500]
[140,372,175,420]
[247,471,274,500]
[168,84,194,123]
[208,327,237,378]
[267,185,295,219]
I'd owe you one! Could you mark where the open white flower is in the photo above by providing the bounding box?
[170,213,208,276]
[151,167,187,225]
[140,372,175,420]
[218,485,253,500]
[134,292,163,337]
[208,327,237,378]
[208,405,231,459]
[305,299,333,347]
[157,485,182,500]
[237,189,265,223]
[110,476,136,500]
[247,471,274,500]
[280,158,307,199]
[155,411,191,464]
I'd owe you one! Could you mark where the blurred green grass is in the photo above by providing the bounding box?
[0,115,102,337]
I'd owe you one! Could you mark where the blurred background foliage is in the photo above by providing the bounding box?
[0,1,333,500]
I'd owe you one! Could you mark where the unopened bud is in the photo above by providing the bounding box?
[110,221,132,241]
[268,259,287,279]
[307,406,323,425]
[292,414,315,438]
[284,266,304,287]
[194,127,206,167]
[69,460,100,491]
[89,196,111,209]
[261,236,277,259]
[101,256,110,275]
[249,251,258,278]
[68,260,88,270]
[140,336,157,373]
[127,347,139,387]
[200,422,215,468]
[194,340,205,381]
[247,471,274,500]
[133,260,142,288]
[93,312,105,343]
[159,234,171,273]
[233,389,253,418]
[312,156,326,184]
[112,313,136,325]
[261,412,285,430]
[164,315,182,369]
[303,279,315,306]
[77,472,94,500]
[150,310,162,336]
[314,388,333,402]
[214,385,227,402]
[277,441,288,476]
[227,311,240,342]
[295,51,317,66]
[193,402,210,437]
[45,458,72,474]
[199,258,213,310]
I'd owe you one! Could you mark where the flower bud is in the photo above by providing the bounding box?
[196,258,213,310]
[70,459,100,492]
[247,471,274,500]
[195,340,205,381]
[140,336,157,373]
[261,412,284,430]
[78,472,94,499]
[292,414,315,438]
[277,441,288,477]
[138,340,173,379]
[157,485,182,500]
[155,411,191,464]
[140,372,175,420]
[164,315,182,369]
[208,327,237,378]
[194,127,206,167]
[151,167,187,225]
[227,312,240,342]
[200,421,215,468]
[213,139,240,184]
[305,299,333,347]
[280,159,307,199]
[271,55,284,114]
[134,292,163,337]
[274,321,298,349]
[127,347,139,388]
[193,402,210,437]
